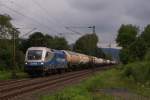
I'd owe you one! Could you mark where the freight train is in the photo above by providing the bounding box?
[24,47,116,76]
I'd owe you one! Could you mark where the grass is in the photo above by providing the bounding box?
[40,67,150,100]
[0,70,29,80]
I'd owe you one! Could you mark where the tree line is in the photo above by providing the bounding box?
[0,14,106,70]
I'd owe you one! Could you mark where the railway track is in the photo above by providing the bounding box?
[0,66,112,100]
[0,79,30,87]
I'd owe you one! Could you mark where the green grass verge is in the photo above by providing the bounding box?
[40,67,150,100]
[0,70,29,80]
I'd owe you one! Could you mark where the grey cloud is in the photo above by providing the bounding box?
[126,0,150,24]
[67,0,110,12]
[0,0,150,48]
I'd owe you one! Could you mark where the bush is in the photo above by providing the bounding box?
[145,49,150,61]
[122,62,150,83]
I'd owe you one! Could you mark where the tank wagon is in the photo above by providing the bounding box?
[62,50,90,69]
[24,47,116,76]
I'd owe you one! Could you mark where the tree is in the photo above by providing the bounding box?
[116,24,139,48]
[141,24,150,47]
[19,32,47,53]
[51,36,69,50]
[44,34,53,48]
[128,38,147,62]
[15,49,25,70]
[0,14,23,70]
[73,33,105,57]
[119,48,130,64]
[116,24,140,64]
[18,39,30,53]
[0,14,19,39]
[28,32,46,46]
[73,34,98,55]
[19,33,69,52]
[144,48,150,61]
[0,40,12,70]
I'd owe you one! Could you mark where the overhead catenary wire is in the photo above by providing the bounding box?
[31,0,67,28]
[19,28,37,38]
[7,0,68,36]
[30,0,83,36]
[5,0,86,37]
[2,0,94,37]
[65,27,82,35]
[30,0,63,35]
[30,0,68,36]
[1,2,59,34]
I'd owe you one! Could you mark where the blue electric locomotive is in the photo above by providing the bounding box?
[25,47,68,75]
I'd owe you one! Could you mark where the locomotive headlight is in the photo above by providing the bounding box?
[41,62,44,65]
[25,62,28,64]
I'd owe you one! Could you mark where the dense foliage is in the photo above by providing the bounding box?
[116,24,150,64]
[19,32,69,53]
[116,24,150,83]
[122,50,150,83]
[122,61,150,83]
[116,24,138,48]
[141,25,150,47]
[0,14,22,70]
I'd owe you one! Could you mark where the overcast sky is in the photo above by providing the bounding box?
[0,0,150,48]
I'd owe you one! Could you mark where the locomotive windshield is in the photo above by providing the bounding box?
[27,50,43,60]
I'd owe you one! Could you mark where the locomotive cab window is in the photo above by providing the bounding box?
[27,50,42,60]
[45,52,53,61]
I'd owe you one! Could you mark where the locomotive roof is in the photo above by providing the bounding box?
[27,47,50,51]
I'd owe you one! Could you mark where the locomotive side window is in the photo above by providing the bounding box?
[45,52,53,61]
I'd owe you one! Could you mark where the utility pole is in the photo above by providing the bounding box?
[11,27,36,79]
[12,28,19,79]
[88,26,95,34]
